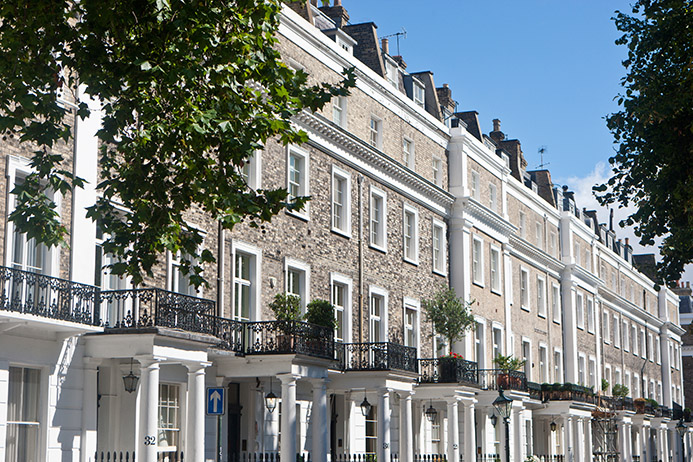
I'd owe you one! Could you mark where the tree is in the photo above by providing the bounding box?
[594,0,693,284]
[421,287,475,352]
[0,0,354,286]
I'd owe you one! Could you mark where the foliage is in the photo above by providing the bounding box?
[0,0,355,286]
[612,384,629,398]
[422,287,475,351]
[646,398,659,408]
[305,298,337,329]
[593,0,693,284]
[439,352,464,360]
[601,378,610,392]
[268,293,302,323]
[492,353,526,373]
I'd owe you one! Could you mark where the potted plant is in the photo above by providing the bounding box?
[269,293,303,350]
[422,287,475,381]
[304,298,337,351]
[601,378,610,394]
[612,384,629,398]
[492,354,526,389]
[634,397,646,413]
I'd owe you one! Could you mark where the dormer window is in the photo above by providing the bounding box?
[413,81,425,108]
[385,60,398,88]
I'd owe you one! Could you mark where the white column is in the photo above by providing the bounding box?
[565,416,574,462]
[463,399,477,462]
[80,359,99,462]
[138,358,160,462]
[662,427,670,462]
[574,417,583,462]
[345,392,354,452]
[186,363,208,462]
[586,418,593,462]
[0,361,8,462]
[378,388,391,462]
[503,245,513,354]
[279,374,299,462]
[512,405,523,462]
[447,398,460,462]
[310,379,328,462]
[399,392,413,462]
[640,425,649,462]
[625,422,633,462]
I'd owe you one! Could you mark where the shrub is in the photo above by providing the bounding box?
[305,299,337,330]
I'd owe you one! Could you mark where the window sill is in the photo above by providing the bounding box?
[553,319,561,325]
[403,256,419,267]
[490,288,502,296]
[331,227,352,239]
[538,313,547,319]
[433,268,447,277]
[520,305,530,312]
[369,243,387,254]
[472,280,485,289]
[286,209,309,222]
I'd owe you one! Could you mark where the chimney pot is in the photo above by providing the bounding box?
[625,238,629,245]
[492,118,501,132]
[443,83,449,88]
[381,38,389,55]
[688,282,691,288]
[334,0,341,5]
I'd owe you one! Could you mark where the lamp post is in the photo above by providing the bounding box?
[676,419,687,462]
[493,389,514,462]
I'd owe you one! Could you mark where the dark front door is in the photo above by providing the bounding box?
[227,383,242,460]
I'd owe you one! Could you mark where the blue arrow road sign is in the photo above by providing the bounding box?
[207,387,225,415]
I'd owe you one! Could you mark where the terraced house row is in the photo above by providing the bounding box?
[0,2,689,462]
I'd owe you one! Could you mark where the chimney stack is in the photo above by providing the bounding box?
[381,38,389,55]
[625,237,630,246]
[609,209,614,231]
[493,119,501,132]
[334,0,341,5]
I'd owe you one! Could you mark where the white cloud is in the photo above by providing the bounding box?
[556,162,693,285]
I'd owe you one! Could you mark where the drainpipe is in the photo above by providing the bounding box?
[217,221,225,317]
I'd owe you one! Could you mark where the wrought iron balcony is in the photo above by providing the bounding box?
[477,369,527,392]
[337,342,418,373]
[99,288,216,331]
[0,265,99,326]
[536,383,597,404]
[418,357,479,385]
[243,320,334,360]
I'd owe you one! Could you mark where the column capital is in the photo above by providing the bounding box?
[134,355,164,368]
[83,357,101,369]
[398,390,414,400]
[307,377,330,387]
[445,396,461,405]
[277,373,301,385]
[184,361,212,373]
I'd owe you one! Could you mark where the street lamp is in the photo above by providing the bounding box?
[425,400,438,423]
[265,378,277,413]
[676,419,687,462]
[360,394,372,417]
[493,389,514,462]
[122,359,139,393]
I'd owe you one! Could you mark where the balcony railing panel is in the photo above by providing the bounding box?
[244,320,334,360]
[418,357,478,385]
[478,369,527,392]
[338,342,418,373]
[0,265,98,326]
[536,384,597,404]
[99,288,216,331]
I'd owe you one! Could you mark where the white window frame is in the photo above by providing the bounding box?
[5,157,61,277]
[369,186,387,252]
[538,343,549,383]
[576,292,584,330]
[402,204,419,265]
[286,145,310,220]
[232,242,262,322]
[623,320,630,351]
[158,383,183,454]
[536,275,546,318]
[403,137,415,169]
[432,156,443,187]
[603,311,610,344]
[588,356,596,388]
[586,298,595,334]
[552,283,561,324]
[331,165,352,237]
[368,286,389,343]
[613,314,620,348]
[471,171,480,200]
[578,353,586,386]
[520,267,530,311]
[632,325,638,356]
[490,245,502,294]
[549,231,557,257]
[489,183,498,211]
[330,273,353,343]
[432,219,447,276]
[240,149,262,190]
[535,221,543,249]
[521,337,532,381]
[332,95,347,128]
[640,329,646,357]
[553,348,564,383]
[369,116,382,149]
[403,297,421,353]
[168,250,201,297]
[472,236,485,286]
[413,80,425,107]
[285,257,310,313]
[6,365,44,462]
[492,324,504,359]
[519,211,526,239]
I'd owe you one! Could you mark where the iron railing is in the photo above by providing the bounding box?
[99,288,215,329]
[536,383,597,404]
[92,452,136,462]
[244,320,334,359]
[534,455,565,462]
[337,342,418,373]
[478,369,527,391]
[477,454,500,462]
[0,265,99,326]
[418,357,478,385]
[633,456,641,462]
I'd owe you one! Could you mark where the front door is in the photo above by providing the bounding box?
[227,383,242,460]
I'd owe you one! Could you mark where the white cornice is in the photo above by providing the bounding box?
[295,111,454,213]
[509,235,565,275]
[455,196,516,238]
[599,288,665,328]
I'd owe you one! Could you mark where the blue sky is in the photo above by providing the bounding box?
[344,0,631,184]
